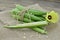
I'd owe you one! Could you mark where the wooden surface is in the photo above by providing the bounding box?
[0,0,60,40]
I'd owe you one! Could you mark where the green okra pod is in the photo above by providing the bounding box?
[11,5,46,16]
[32,27,47,34]
[10,5,48,34]
[11,14,47,34]
[12,15,32,23]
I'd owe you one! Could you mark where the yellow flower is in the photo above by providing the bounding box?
[46,11,59,23]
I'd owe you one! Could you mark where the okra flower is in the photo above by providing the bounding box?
[46,11,59,23]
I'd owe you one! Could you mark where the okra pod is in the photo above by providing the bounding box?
[12,5,46,16]
[11,15,47,34]
[12,15,32,23]
[32,27,47,34]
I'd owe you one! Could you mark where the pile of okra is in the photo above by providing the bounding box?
[5,5,58,34]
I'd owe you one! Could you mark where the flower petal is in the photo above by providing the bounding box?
[46,11,59,23]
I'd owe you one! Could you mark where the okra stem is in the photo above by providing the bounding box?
[5,21,48,28]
